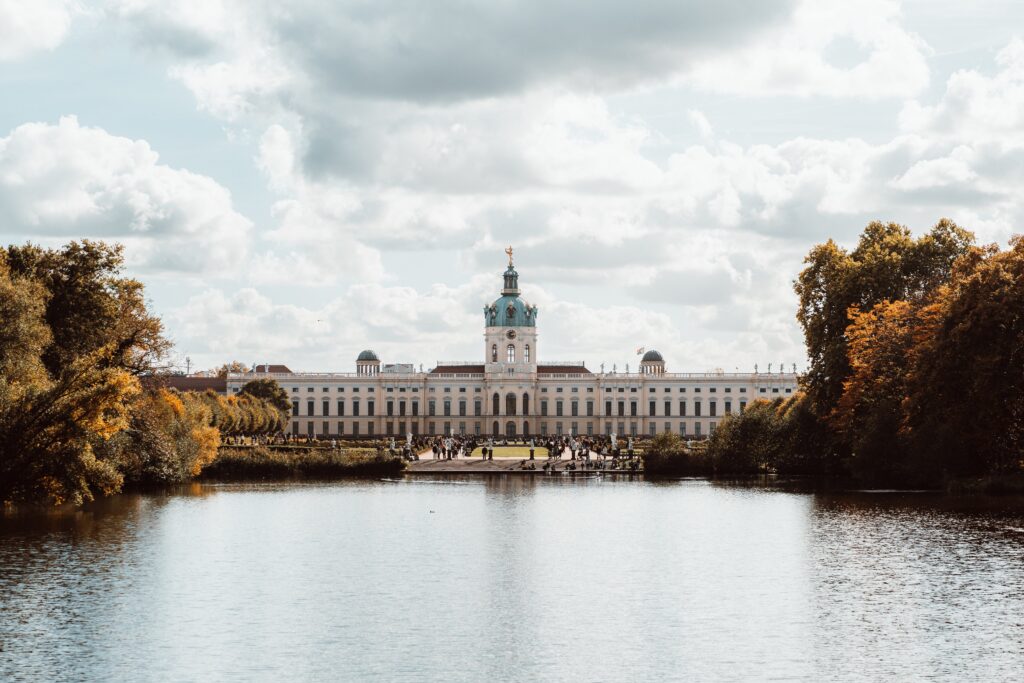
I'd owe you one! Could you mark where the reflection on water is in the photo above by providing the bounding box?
[2,478,1023,682]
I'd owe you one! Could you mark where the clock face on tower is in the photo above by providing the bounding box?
[506,329,516,339]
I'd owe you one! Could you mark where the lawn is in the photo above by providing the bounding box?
[469,446,550,459]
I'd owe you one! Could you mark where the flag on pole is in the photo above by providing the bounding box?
[636,346,645,355]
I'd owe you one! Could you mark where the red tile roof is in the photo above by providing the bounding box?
[538,365,592,374]
[254,364,292,373]
[431,365,485,374]
[142,376,228,393]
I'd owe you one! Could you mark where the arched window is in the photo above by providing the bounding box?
[491,344,497,362]
[492,392,500,415]
[525,344,530,363]
[506,393,517,416]
[507,344,515,363]
[522,392,530,415]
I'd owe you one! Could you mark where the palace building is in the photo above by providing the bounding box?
[226,254,799,439]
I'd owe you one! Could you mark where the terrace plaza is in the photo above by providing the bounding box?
[226,249,799,440]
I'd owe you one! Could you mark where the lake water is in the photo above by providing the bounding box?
[2,477,1024,682]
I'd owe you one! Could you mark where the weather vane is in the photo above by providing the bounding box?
[505,245,513,266]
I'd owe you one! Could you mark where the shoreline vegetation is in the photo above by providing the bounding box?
[3,221,1023,507]
[645,219,1024,492]
[200,445,405,481]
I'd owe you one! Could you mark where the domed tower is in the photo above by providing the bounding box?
[640,349,665,376]
[356,349,380,376]
[483,247,537,372]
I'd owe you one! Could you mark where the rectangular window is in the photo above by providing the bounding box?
[429,422,436,435]
[664,400,671,416]
[649,401,656,416]
[694,401,702,417]
[337,400,345,416]
[412,423,419,435]
[710,401,717,417]
[679,400,686,416]
[443,421,451,435]
[618,401,625,417]
[604,422,612,435]
[649,423,656,436]
[399,401,406,417]
[412,402,418,416]
[307,422,314,436]
[307,400,314,416]
[386,421,394,435]
[586,401,594,417]
[587,422,594,435]
[740,401,747,414]
[429,400,436,416]
[292,421,298,435]
[541,400,548,417]
[367,401,375,417]
[444,401,451,417]
[337,420,344,437]
[605,400,611,416]
[353,400,360,417]
[387,401,394,416]
[664,422,670,434]
[679,422,685,436]
[474,401,482,417]
[630,422,637,436]
[367,422,374,436]
[556,401,563,417]
[459,401,466,417]
[725,401,732,415]
[570,422,578,436]
[695,422,702,437]
[323,400,330,416]
[571,402,578,417]
[322,421,329,436]
[556,422,563,435]
[292,401,299,416]
[352,422,359,437]
[630,402,638,417]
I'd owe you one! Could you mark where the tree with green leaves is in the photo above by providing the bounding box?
[795,219,974,419]
[2,241,170,377]
[240,378,291,419]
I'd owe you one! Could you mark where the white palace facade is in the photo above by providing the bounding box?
[226,256,799,440]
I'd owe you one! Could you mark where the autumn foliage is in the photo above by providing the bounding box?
[0,241,288,505]
[710,222,1024,485]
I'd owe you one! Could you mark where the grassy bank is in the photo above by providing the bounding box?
[201,445,405,480]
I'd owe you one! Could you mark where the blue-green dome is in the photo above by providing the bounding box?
[642,350,664,362]
[357,349,379,361]
[483,264,537,327]
[486,295,536,327]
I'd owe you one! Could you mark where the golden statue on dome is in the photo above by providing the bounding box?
[505,245,514,267]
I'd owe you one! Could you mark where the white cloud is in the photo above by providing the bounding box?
[684,0,931,98]
[0,0,76,61]
[0,116,252,274]
[900,38,1024,143]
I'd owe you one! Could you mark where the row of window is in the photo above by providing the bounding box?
[290,420,720,438]
[277,384,794,395]
[491,343,531,363]
[290,396,756,418]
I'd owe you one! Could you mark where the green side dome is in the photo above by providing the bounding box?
[357,349,379,361]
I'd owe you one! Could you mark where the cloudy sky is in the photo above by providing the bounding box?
[1,1,1022,373]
